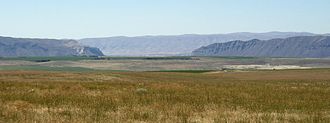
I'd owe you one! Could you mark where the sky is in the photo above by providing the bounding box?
[0,0,329,39]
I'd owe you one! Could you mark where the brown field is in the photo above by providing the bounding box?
[2,57,330,71]
[0,69,330,122]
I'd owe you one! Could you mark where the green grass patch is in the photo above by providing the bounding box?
[152,70,215,73]
[96,56,195,60]
[200,56,258,59]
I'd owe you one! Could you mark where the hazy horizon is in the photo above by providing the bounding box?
[1,31,327,40]
[1,0,329,39]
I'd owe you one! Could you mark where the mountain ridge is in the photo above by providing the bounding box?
[0,36,104,57]
[79,32,317,56]
[192,36,330,58]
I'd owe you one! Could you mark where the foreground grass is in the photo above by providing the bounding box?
[0,70,330,122]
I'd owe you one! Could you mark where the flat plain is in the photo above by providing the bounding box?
[1,56,330,71]
[0,57,330,122]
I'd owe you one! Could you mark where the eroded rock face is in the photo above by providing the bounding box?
[0,36,104,57]
[79,32,316,56]
[193,36,330,58]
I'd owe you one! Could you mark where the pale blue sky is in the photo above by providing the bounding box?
[0,0,329,39]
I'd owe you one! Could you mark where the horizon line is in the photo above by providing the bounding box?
[0,31,329,40]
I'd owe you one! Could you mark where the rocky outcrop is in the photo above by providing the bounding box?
[79,32,316,56]
[0,36,104,57]
[192,36,330,58]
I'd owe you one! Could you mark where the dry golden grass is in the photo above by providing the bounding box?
[0,69,330,122]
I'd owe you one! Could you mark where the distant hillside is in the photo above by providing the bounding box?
[192,36,330,58]
[0,36,104,57]
[79,32,316,56]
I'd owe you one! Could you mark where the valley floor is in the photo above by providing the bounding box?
[1,57,330,71]
[0,69,330,122]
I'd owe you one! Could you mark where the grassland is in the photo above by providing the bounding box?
[1,56,330,71]
[0,65,96,72]
[0,69,330,123]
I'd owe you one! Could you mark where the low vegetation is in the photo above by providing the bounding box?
[96,56,195,60]
[0,66,95,72]
[0,69,330,122]
[2,56,330,71]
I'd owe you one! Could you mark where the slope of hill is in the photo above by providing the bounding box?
[0,36,104,57]
[79,32,316,56]
[192,36,330,58]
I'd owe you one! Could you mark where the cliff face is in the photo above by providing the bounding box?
[192,36,330,58]
[0,36,104,57]
[79,32,315,56]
